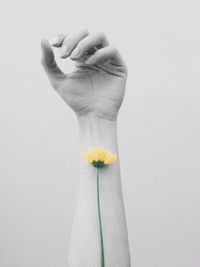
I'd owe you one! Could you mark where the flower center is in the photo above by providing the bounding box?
[92,160,105,168]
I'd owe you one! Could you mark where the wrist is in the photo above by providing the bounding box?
[77,115,118,152]
[77,114,117,128]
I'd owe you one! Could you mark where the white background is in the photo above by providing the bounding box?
[0,0,200,266]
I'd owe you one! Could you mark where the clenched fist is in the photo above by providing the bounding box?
[41,28,128,121]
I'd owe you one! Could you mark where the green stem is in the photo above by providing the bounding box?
[96,167,105,267]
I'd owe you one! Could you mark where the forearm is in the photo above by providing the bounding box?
[66,116,131,267]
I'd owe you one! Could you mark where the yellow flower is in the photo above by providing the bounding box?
[81,147,117,168]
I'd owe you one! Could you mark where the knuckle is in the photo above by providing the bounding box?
[95,30,106,39]
[78,26,89,35]
[57,33,65,38]
[124,66,128,76]
[110,45,118,54]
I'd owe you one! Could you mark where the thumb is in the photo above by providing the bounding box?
[41,38,65,83]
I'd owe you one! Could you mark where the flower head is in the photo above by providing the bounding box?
[81,147,117,168]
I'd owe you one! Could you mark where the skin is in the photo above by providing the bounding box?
[41,27,131,267]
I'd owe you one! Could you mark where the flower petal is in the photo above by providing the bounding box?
[81,147,117,166]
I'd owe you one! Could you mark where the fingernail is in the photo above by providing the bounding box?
[49,37,59,45]
[71,47,81,59]
[59,45,68,58]
[85,57,93,64]
[85,59,91,64]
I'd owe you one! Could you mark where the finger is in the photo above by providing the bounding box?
[41,39,65,82]
[59,27,89,58]
[70,30,109,60]
[84,45,126,66]
[49,34,67,47]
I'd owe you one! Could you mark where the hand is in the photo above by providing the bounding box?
[41,28,128,121]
